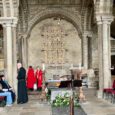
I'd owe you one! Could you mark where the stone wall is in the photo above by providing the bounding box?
[28,18,81,78]
[23,0,100,79]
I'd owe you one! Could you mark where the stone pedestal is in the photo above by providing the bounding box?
[97,90,103,98]
[87,69,95,88]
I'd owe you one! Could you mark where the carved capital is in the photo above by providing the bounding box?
[0,17,18,27]
[96,15,114,25]
[82,31,92,38]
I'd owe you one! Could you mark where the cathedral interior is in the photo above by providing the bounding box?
[0,0,114,98]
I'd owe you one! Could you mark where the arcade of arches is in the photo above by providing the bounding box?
[0,0,115,98]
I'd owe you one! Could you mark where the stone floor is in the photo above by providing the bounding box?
[52,107,86,115]
[0,99,52,115]
[1,88,115,115]
[81,88,115,115]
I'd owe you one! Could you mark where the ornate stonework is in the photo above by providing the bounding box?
[27,7,82,37]
[41,23,66,64]
[0,0,114,96]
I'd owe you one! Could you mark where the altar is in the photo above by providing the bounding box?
[46,79,82,88]
[46,79,82,102]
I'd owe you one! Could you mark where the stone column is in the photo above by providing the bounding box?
[3,25,7,78]
[21,37,24,66]
[9,0,14,17]
[17,37,22,62]
[4,23,13,85]
[96,16,113,98]
[12,23,17,92]
[26,38,28,68]
[82,33,88,69]
[87,36,92,69]
[2,0,7,17]
[102,19,111,88]
[96,19,103,97]
[22,37,28,69]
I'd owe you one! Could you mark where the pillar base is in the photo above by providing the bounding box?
[96,90,103,98]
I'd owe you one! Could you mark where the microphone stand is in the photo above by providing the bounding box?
[70,70,74,115]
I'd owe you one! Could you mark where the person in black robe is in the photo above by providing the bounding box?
[17,63,28,104]
[0,75,15,103]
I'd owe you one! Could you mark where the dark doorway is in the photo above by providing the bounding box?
[111,55,115,75]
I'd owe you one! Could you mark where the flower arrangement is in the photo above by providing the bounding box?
[52,92,80,107]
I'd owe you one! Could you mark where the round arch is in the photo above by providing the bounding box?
[27,8,82,38]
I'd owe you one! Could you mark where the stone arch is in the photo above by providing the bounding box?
[27,8,82,38]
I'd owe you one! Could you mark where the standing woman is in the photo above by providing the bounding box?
[17,62,28,104]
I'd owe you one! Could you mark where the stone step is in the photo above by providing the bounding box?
[28,91,41,95]
[28,91,47,101]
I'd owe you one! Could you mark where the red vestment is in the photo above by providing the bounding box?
[27,68,36,89]
[35,69,43,88]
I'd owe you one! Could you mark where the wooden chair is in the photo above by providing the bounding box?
[103,80,115,101]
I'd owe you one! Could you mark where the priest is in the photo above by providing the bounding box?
[27,66,36,90]
[35,66,43,90]
[17,62,28,104]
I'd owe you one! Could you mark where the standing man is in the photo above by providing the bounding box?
[17,62,28,104]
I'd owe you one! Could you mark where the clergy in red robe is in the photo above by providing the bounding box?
[26,66,36,89]
[35,67,43,89]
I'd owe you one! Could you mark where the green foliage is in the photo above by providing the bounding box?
[74,93,80,107]
[0,100,6,107]
[46,93,50,100]
[46,88,51,101]
[52,92,80,107]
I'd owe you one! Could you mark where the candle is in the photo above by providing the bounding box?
[71,64,73,68]
[79,63,81,70]
[42,63,45,71]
